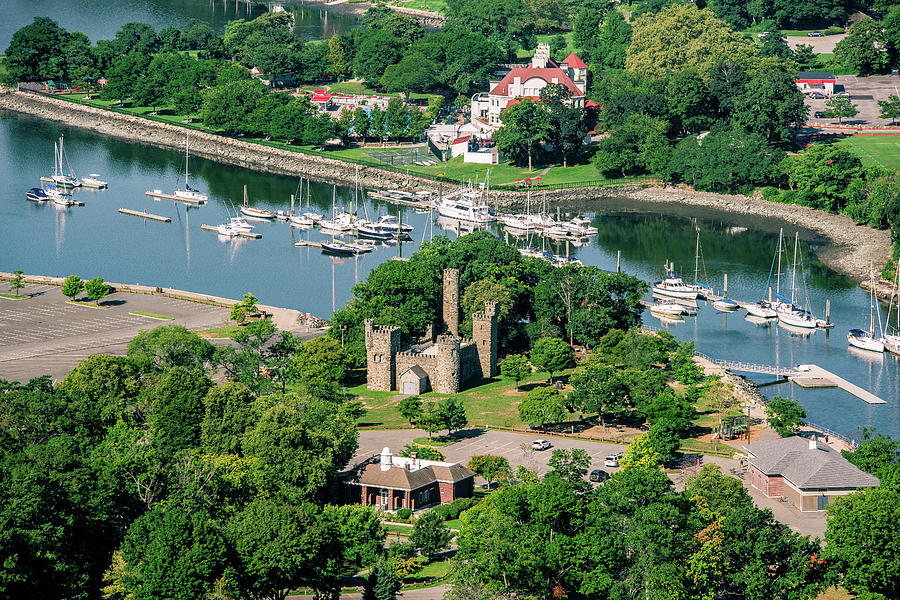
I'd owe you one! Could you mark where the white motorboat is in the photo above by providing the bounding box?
[745,300,777,319]
[713,298,740,312]
[228,217,254,232]
[290,214,314,227]
[849,266,885,353]
[26,187,50,201]
[80,173,108,188]
[652,266,700,300]
[319,211,355,233]
[216,224,239,237]
[562,216,598,236]
[745,314,774,327]
[499,214,535,232]
[52,193,75,207]
[373,214,413,233]
[436,191,496,224]
[649,301,685,316]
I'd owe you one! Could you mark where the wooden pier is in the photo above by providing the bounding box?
[146,189,206,205]
[41,176,107,189]
[294,240,323,248]
[200,224,261,239]
[118,208,170,222]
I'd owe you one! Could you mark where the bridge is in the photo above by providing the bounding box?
[696,354,886,405]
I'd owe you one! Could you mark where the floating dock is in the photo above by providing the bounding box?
[40,176,107,189]
[294,240,323,248]
[200,224,261,239]
[118,208,170,222]
[789,364,886,404]
[146,189,206,205]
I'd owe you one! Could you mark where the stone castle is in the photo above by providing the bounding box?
[365,268,498,394]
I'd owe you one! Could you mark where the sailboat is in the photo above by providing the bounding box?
[879,259,900,354]
[849,266,885,353]
[239,185,276,219]
[49,136,80,187]
[774,231,817,329]
[173,134,207,203]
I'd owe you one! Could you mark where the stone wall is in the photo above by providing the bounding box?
[365,320,400,391]
[442,268,460,337]
[395,351,439,392]
[458,342,480,384]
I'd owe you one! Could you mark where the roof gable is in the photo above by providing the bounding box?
[489,66,582,98]
[563,52,587,68]
[746,437,880,490]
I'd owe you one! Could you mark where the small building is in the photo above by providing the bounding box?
[744,436,879,511]
[347,447,475,511]
[399,365,430,394]
[795,71,836,96]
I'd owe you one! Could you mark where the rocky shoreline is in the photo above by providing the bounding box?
[1,89,890,285]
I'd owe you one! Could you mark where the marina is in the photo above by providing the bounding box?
[200,224,262,238]
[146,189,207,205]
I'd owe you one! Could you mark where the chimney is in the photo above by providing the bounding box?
[808,438,817,451]
[411,452,418,459]
[380,447,392,471]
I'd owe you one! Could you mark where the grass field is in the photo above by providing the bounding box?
[838,135,900,171]
[395,0,450,13]
[129,311,173,320]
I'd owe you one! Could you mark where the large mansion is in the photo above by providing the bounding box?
[471,43,587,131]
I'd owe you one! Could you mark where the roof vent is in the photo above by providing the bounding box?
[380,447,392,471]
[809,438,817,451]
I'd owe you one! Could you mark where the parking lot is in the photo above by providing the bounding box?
[806,75,900,127]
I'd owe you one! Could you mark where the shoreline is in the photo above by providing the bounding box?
[0,89,890,284]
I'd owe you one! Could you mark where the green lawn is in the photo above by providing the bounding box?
[394,0,450,14]
[444,518,462,530]
[129,311,173,320]
[411,436,455,446]
[353,369,577,428]
[405,559,450,582]
[0,293,26,299]
[516,32,576,59]
[197,324,243,339]
[838,135,900,171]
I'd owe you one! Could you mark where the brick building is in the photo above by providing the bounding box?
[744,436,879,511]
[346,447,475,510]
[364,268,498,394]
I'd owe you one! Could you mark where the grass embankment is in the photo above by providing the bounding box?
[197,324,243,339]
[53,92,646,189]
[838,134,900,172]
[411,435,455,446]
[0,293,26,299]
[394,0,450,13]
[129,311,173,320]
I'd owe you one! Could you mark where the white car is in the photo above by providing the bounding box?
[604,455,620,467]
[532,439,552,451]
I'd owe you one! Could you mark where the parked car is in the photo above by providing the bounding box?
[589,469,609,482]
[756,32,770,38]
[814,111,826,118]
[604,455,620,467]
[808,91,827,99]
[808,30,824,37]
[835,91,850,98]
[532,439,552,451]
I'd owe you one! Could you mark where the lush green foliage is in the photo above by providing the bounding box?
[467,454,512,487]
[765,395,807,437]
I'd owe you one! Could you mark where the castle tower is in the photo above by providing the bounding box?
[472,301,498,379]
[434,334,461,394]
[365,318,401,391]
[443,268,460,337]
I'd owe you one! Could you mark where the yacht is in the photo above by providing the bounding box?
[321,240,358,255]
[290,213,315,227]
[356,223,395,240]
[373,214,413,233]
[26,187,50,202]
[774,232,818,329]
[745,300,777,319]
[499,214,536,232]
[652,266,700,300]
[216,224,239,237]
[239,185,275,219]
[228,217,254,233]
[649,300,686,316]
[318,211,355,234]
[79,174,108,188]
[713,298,740,312]
[436,191,496,224]
[562,216,598,236]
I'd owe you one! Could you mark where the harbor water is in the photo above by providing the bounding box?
[1,111,898,442]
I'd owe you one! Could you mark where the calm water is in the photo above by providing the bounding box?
[1,111,898,440]
[3,0,358,47]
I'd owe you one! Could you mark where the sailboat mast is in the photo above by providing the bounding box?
[871,267,876,336]
[694,231,700,284]
[775,228,783,298]
[185,135,190,188]
[791,232,799,305]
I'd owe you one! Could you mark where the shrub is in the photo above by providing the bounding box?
[398,443,444,461]
[761,186,780,201]
[823,26,845,35]
[431,505,452,520]
[395,508,413,521]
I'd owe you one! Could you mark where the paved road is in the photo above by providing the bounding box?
[786,33,845,53]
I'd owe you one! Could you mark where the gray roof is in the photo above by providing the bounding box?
[745,436,879,490]
[797,71,835,79]
[351,462,474,490]
[431,464,475,483]
[401,365,429,381]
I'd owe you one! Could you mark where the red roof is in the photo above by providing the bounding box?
[506,96,540,108]
[562,52,586,69]
[451,135,471,145]
[311,94,332,102]
[490,67,582,98]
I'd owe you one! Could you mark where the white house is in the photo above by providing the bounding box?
[471,44,587,131]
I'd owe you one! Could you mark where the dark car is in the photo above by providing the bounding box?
[808,31,824,37]
[814,111,826,118]
[808,91,827,99]
[589,469,609,482]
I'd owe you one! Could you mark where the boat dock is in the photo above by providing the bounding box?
[789,364,886,404]
[40,176,106,189]
[118,208,170,222]
[200,224,261,238]
[699,355,887,405]
[294,240,323,248]
[146,190,206,205]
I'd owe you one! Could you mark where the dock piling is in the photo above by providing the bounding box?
[616,250,621,273]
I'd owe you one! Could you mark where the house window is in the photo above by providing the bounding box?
[380,489,389,507]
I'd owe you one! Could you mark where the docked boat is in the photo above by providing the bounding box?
[26,187,50,202]
[652,266,700,300]
[499,214,536,232]
[562,215,598,236]
[879,259,900,354]
[713,298,740,312]
[290,213,314,227]
[849,267,885,353]
[52,193,75,207]
[48,136,81,187]
[174,135,207,203]
[216,224,239,237]
[228,217,254,233]
[356,223,395,239]
[436,191,496,224]
[373,214,413,233]
[239,185,275,219]
[745,300,777,319]
[80,174,108,188]
[649,301,685,316]
[321,240,358,255]
[773,232,818,329]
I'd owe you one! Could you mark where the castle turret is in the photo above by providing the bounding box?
[443,268,460,337]
[365,318,401,391]
[472,301,498,379]
[434,334,461,394]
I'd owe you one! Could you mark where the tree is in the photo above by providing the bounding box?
[760,31,792,60]
[568,362,626,434]
[842,431,900,476]
[596,10,632,70]
[201,381,258,455]
[530,337,574,383]
[201,79,268,136]
[410,510,453,556]
[438,396,467,435]
[494,98,551,171]
[500,354,531,390]
[647,418,683,463]
[782,143,863,212]
[62,274,84,301]
[732,66,807,143]
[765,396,807,437]
[878,94,900,125]
[399,443,444,460]
[546,448,591,491]
[101,52,151,102]
[792,44,822,71]
[8,270,24,296]
[3,17,69,84]
[621,433,662,469]
[111,22,160,55]
[127,325,215,372]
[380,52,437,96]
[593,113,671,177]
[823,95,860,124]
[150,366,212,456]
[518,385,567,428]
[824,487,900,597]
[625,5,758,78]
[327,35,353,79]
[467,455,512,488]
[366,556,402,600]
[353,29,402,83]
[292,336,349,386]
[84,277,109,305]
[539,83,587,166]
[398,395,423,426]
[834,18,890,76]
